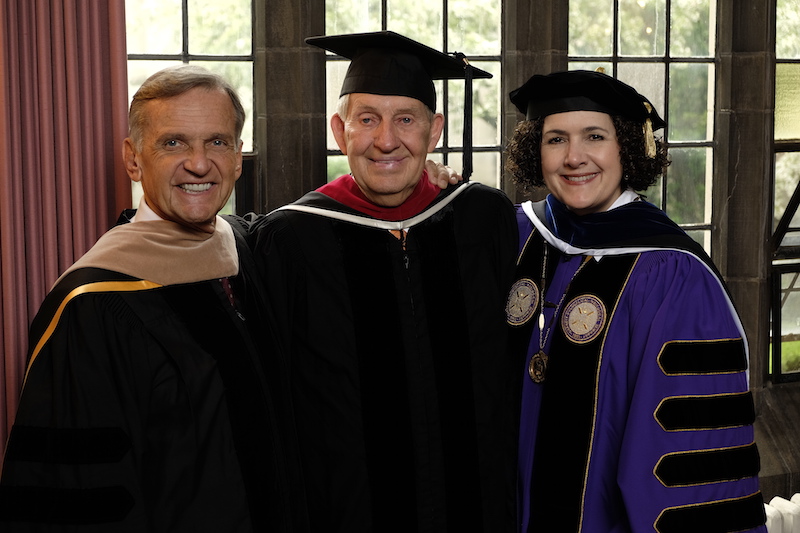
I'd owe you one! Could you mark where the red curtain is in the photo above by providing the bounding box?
[0,0,130,462]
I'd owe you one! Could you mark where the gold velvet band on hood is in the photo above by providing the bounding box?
[58,216,239,287]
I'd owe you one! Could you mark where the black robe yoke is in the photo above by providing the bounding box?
[250,182,519,532]
[0,225,302,532]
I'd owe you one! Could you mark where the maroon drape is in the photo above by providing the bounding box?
[0,0,130,462]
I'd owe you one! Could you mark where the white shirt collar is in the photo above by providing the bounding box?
[130,196,164,223]
[608,188,641,211]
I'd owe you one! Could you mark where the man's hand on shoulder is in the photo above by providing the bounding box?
[425,160,463,190]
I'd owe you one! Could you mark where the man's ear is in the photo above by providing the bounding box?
[331,113,348,155]
[427,113,445,152]
[122,138,142,182]
[235,140,244,181]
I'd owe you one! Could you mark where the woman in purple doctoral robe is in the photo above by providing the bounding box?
[504,70,767,533]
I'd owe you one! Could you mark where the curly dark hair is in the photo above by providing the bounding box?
[504,114,670,195]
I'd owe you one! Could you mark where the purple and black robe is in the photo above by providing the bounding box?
[512,194,766,533]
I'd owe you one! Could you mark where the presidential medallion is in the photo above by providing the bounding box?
[562,294,606,344]
[529,350,548,383]
[506,278,539,326]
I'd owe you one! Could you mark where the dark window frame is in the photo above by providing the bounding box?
[769,66,800,382]
[125,0,257,215]
[567,0,716,238]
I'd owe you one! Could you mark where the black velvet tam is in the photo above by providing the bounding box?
[510,69,665,130]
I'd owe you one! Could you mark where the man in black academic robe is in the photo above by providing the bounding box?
[249,32,519,532]
[0,66,306,532]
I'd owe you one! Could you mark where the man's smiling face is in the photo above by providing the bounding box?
[331,92,444,207]
[123,87,243,233]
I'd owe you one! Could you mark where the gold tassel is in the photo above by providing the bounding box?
[643,102,656,158]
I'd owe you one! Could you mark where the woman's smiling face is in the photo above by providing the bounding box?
[540,110,624,215]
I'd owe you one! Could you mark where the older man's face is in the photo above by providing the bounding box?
[123,87,242,233]
[331,93,443,207]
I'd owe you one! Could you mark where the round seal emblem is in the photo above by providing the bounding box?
[528,351,548,383]
[506,278,539,326]
[561,294,606,343]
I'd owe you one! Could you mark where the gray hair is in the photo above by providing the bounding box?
[336,94,351,120]
[335,93,435,122]
[128,65,245,149]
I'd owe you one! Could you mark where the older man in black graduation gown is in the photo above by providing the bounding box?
[0,66,305,532]
[249,32,519,532]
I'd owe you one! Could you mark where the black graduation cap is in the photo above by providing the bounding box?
[306,31,492,180]
[509,69,665,130]
[510,69,665,158]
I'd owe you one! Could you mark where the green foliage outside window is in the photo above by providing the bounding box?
[777,0,800,59]
[766,0,800,376]
[774,0,800,236]
[570,0,713,233]
[125,0,253,214]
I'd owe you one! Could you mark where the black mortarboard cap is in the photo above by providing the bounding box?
[509,70,666,131]
[306,31,493,180]
[306,31,491,112]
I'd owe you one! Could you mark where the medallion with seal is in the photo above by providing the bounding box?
[506,278,539,326]
[528,351,548,383]
[561,294,606,343]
